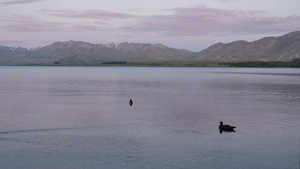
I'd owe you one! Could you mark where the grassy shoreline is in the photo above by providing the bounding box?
[24,59,300,68]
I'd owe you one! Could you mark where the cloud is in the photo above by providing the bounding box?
[213,0,240,2]
[4,7,300,36]
[3,15,86,32]
[2,14,121,33]
[122,7,300,35]
[46,10,132,20]
[0,0,45,4]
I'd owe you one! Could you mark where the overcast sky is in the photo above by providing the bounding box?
[1,0,300,51]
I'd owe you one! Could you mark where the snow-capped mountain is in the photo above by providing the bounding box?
[1,31,300,65]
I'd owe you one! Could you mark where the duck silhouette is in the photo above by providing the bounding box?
[129,99,133,106]
[219,121,236,133]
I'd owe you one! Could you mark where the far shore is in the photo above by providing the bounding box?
[22,59,300,68]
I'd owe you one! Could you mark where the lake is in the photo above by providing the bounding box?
[0,66,299,169]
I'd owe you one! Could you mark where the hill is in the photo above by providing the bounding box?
[193,31,300,61]
[1,31,300,65]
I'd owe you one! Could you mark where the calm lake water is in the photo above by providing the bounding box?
[0,66,299,169]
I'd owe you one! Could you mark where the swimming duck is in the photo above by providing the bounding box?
[129,99,133,106]
[219,121,236,132]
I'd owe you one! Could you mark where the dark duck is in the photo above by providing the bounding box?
[129,99,133,106]
[219,121,236,133]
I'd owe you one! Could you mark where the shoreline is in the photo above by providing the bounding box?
[21,60,300,68]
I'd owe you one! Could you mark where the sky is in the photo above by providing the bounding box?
[1,0,300,51]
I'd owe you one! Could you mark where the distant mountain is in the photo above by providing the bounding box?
[193,31,300,61]
[1,31,300,65]
[30,41,122,63]
[105,42,192,61]
[0,41,193,65]
[0,45,32,65]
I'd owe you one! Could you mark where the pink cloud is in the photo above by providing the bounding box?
[4,7,300,36]
[0,0,45,4]
[4,16,70,32]
[3,15,107,32]
[123,7,300,35]
[47,10,131,20]
[213,0,240,2]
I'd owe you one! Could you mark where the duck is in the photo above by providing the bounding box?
[129,99,133,106]
[219,121,236,132]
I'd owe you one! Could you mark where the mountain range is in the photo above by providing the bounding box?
[1,31,300,65]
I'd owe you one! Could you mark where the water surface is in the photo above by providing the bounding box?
[0,67,299,169]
